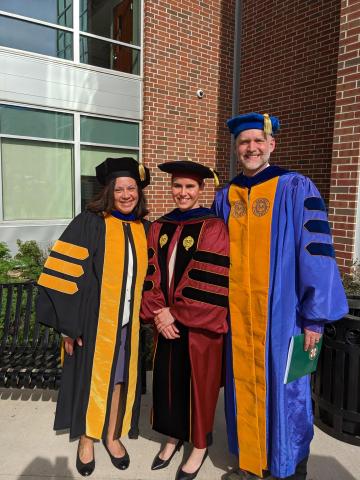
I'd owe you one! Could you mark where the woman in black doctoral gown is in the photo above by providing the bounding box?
[37,157,150,476]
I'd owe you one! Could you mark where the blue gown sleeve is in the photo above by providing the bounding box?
[291,176,348,327]
[212,185,231,223]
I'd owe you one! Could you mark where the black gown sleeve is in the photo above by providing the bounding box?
[36,211,102,339]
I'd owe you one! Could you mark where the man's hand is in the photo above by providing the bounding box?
[303,328,322,352]
[154,307,180,339]
[64,336,83,356]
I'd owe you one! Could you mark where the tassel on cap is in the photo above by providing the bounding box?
[263,113,272,136]
[138,162,146,182]
[226,112,280,138]
[210,167,220,188]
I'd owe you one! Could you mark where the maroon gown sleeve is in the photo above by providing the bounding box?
[140,221,166,322]
[170,218,229,334]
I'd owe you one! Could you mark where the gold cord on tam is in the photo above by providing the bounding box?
[138,162,146,181]
[263,113,272,136]
[210,167,220,188]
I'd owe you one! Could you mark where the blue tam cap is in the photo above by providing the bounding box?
[227,112,280,138]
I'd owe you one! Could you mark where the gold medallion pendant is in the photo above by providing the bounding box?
[183,236,194,251]
[159,234,168,248]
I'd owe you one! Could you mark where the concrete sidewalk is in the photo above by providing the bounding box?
[0,374,359,480]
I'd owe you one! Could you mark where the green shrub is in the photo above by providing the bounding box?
[0,242,11,261]
[0,242,17,283]
[13,239,47,281]
[342,261,360,297]
[0,240,47,284]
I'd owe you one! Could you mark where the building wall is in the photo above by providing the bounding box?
[328,0,360,271]
[0,50,141,120]
[236,0,341,204]
[0,2,143,254]
[143,0,235,218]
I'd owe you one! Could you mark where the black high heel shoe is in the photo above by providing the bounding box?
[151,440,184,470]
[175,449,208,480]
[102,439,130,470]
[76,442,95,477]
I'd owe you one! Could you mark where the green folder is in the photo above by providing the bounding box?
[283,334,323,384]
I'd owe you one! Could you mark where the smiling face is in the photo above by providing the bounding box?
[236,129,275,177]
[171,176,203,211]
[113,176,139,214]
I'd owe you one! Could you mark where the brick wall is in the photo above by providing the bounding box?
[236,0,341,204]
[328,0,360,272]
[142,0,358,273]
[143,0,235,219]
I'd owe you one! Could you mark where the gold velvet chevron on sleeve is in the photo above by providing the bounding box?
[38,240,89,295]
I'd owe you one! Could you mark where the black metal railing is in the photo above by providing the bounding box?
[0,282,62,389]
[0,282,153,392]
[312,297,360,446]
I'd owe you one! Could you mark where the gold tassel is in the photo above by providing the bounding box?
[138,162,146,182]
[210,167,220,188]
[263,113,272,136]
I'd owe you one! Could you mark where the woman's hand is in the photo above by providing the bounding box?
[64,336,83,356]
[154,308,180,339]
[160,324,180,340]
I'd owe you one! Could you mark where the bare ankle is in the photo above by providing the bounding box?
[80,435,93,448]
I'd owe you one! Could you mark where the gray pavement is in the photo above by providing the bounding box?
[0,373,359,480]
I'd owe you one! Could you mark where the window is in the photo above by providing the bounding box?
[0,104,140,222]
[0,105,74,140]
[0,0,73,27]
[0,105,74,220]
[80,0,141,74]
[0,1,73,60]
[0,0,142,75]
[80,116,138,147]
[2,139,74,220]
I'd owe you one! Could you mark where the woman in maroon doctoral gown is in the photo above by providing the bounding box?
[141,160,229,480]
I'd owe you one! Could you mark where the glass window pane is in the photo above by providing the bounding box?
[80,146,138,210]
[0,15,73,60]
[80,34,139,74]
[2,139,73,220]
[80,116,138,147]
[0,105,74,140]
[0,0,73,27]
[80,0,140,46]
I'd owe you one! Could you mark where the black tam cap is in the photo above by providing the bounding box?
[96,157,150,188]
[158,160,219,187]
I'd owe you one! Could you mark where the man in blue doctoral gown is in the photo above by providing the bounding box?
[213,113,348,479]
